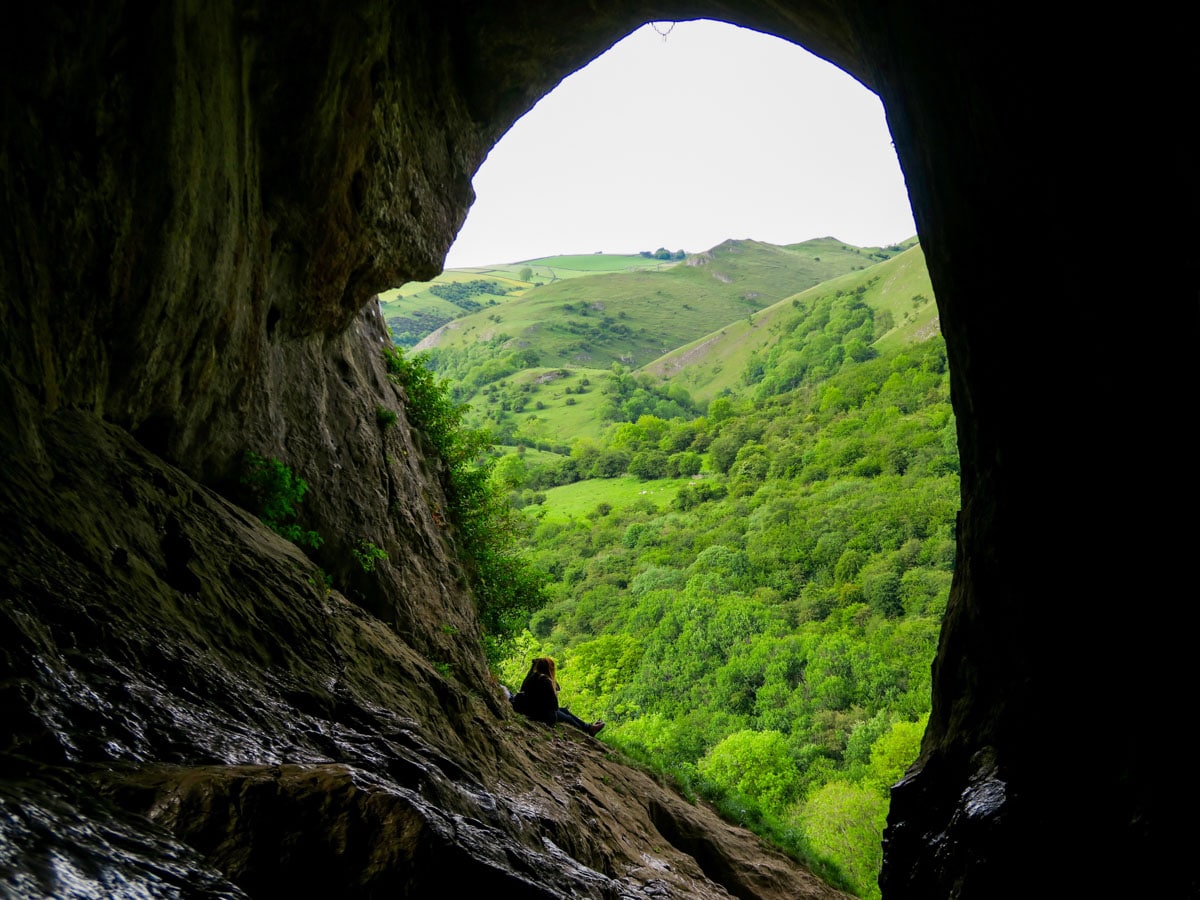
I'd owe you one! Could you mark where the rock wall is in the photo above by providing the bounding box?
[1,1,1197,898]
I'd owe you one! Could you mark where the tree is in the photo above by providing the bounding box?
[708,432,746,474]
[862,715,927,792]
[796,781,887,899]
[669,450,702,477]
[699,730,802,812]
[492,453,528,490]
[592,449,631,478]
[707,396,735,422]
[864,570,903,617]
[628,450,669,480]
[731,443,769,481]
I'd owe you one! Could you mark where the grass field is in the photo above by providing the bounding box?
[467,366,615,443]
[531,473,700,521]
[469,254,676,279]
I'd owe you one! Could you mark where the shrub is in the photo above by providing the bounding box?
[698,730,802,813]
[376,406,398,429]
[795,781,887,899]
[384,346,547,665]
[238,452,323,549]
[352,540,389,572]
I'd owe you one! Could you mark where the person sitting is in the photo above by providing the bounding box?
[509,656,605,737]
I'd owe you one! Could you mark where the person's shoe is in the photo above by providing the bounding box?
[587,721,606,736]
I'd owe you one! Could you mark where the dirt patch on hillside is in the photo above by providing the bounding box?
[648,335,723,375]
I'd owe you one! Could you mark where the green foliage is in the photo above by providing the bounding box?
[428,279,515,310]
[239,452,323,549]
[862,715,927,793]
[376,405,398,429]
[494,330,951,891]
[795,781,888,899]
[352,540,389,572]
[699,730,803,811]
[430,243,944,891]
[384,346,548,665]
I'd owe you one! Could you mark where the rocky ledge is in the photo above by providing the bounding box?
[0,407,847,898]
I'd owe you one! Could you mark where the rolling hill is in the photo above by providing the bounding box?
[641,243,936,404]
[413,237,913,368]
[380,235,932,447]
[377,253,675,346]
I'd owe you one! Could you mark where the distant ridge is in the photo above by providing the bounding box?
[389,236,926,445]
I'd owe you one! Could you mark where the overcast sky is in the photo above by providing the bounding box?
[442,19,916,269]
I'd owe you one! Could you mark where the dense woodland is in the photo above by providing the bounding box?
[388,244,952,898]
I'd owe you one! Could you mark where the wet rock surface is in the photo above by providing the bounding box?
[0,409,845,898]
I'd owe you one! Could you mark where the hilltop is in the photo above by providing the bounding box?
[387,236,928,446]
[410,237,913,367]
[642,243,935,404]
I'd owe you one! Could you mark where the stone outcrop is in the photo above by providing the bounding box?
[0,407,847,898]
[1,1,1196,898]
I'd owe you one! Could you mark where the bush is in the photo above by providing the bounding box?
[795,781,887,899]
[384,347,548,665]
[376,406,398,429]
[238,452,323,549]
[352,540,389,572]
[698,730,802,813]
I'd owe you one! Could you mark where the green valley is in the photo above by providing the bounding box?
[382,234,951,899]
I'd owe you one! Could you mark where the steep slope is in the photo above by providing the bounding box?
[416,238,908,369]
[0,354,849,899]
[643,244,935,404]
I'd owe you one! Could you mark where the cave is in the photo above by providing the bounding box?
[1,2,1196,898]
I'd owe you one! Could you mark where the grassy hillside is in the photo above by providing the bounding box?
[457,253,675,280]
[379,254,673,346]
[415,238,909,368]
[644,244,936,404]
[531,473,692,522]
[397,237,928,449]
[474,367,615,445]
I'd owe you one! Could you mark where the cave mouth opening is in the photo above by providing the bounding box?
[386,18,953,896]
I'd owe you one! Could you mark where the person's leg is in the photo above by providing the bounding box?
[555,707,589,730]
[559,710,604,734]
[557,707,605,736]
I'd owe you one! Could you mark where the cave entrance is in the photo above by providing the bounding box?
[393,19,948,899]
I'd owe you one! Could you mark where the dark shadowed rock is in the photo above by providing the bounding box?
[0,407,846,898]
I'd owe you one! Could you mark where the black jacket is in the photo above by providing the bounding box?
[511,672,557,725]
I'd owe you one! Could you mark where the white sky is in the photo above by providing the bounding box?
[442,19,916,269]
